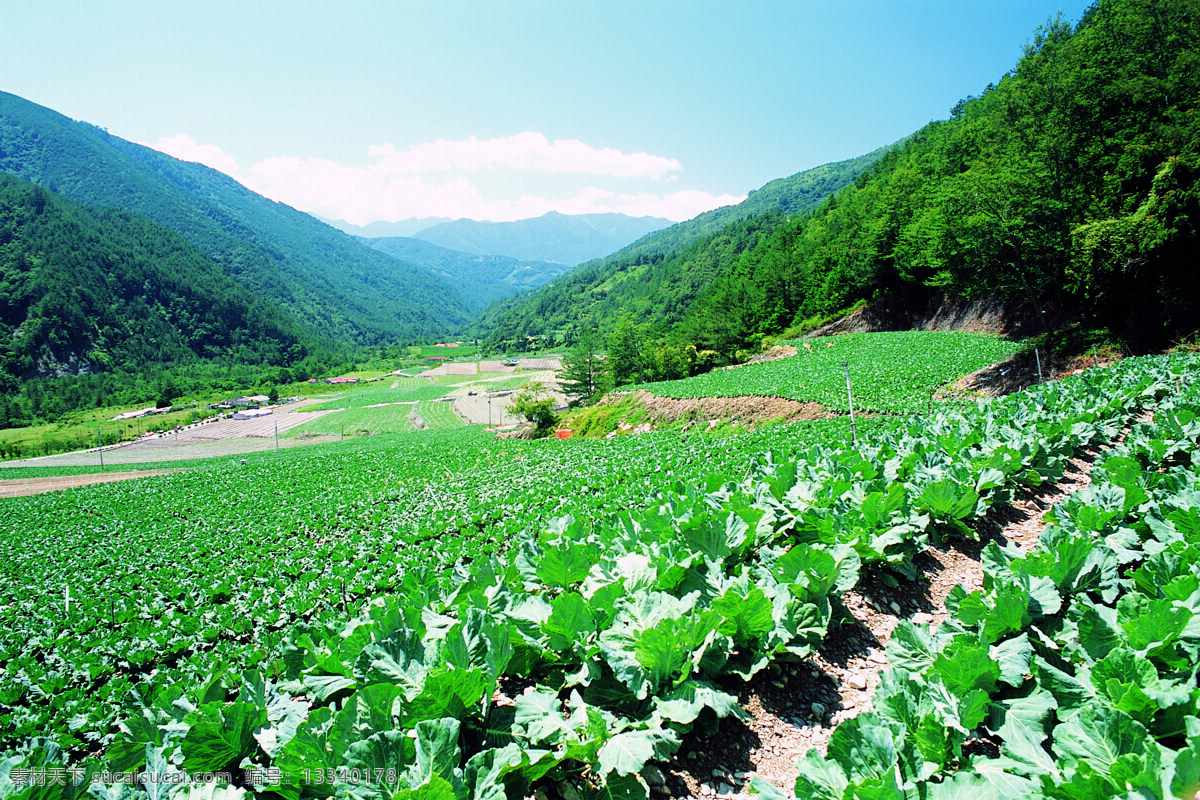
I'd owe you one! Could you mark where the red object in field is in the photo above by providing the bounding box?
[555,429,572,440]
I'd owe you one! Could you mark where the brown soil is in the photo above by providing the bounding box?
[629,390,835,429]
[750,345,799,363]
[944,347,1124,399]
[638,432,1122,799]
[0,469,184,498]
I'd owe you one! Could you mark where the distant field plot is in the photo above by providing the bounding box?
[478,360,517,373]
[419,362,479,377]
[414,398,468,428]
[428,373,484,385]
[518,357,563,370]
[636,331,1025,413]
[482,374,547,392]
[285,403,417,437]
[388,375,430,388]
[300,383,448,411]
[441,371,555,399]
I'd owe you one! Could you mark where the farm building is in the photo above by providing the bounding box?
[109,406,168,421]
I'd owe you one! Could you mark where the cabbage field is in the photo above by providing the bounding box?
[1,341,1197,800]
[635,331,1025,413]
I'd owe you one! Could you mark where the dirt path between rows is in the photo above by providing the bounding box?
[0,469,185,498]
[647,427,1127,798]
[607,390,835,430]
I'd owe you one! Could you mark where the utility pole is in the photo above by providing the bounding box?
[98,425,104,468]
[844,362,857,448]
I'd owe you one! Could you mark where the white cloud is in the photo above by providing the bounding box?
[149,134,240,175]
[144,133,742,223]
[367,132,682,180]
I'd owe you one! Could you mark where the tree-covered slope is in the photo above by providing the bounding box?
[608,143,897,264]
[0,173,320,411]
[412,211,672,265]
[361,235,573,311]
[678,0,1200,355]
[0,91,471,344]
[474,148,891,348]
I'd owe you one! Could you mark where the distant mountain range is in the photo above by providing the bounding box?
[324,212,674,267]
[319,211,676,263]
[319,217,454,238]
[409,211,673,266]
[358,236,573,310]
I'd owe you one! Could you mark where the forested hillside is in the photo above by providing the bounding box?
[678,0,1199,355]
[0,91,471,344]
[476,149,891,348]
[610,143,898,264]
[0,174,337,425]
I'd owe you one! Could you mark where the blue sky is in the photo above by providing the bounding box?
[2,1,1095,223]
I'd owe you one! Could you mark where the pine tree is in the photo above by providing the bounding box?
[558,332,603,407]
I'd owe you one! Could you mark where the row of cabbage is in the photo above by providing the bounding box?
[0,418,866,756]
[4,354,1190,798]
[758,377,1200,799]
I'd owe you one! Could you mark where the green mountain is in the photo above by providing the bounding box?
[0,91,470,345]
[413,211,672,265]
[0,172,327,423]
[360,236,573,310]
[675,0,1200,356]
[475,148,891,348]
